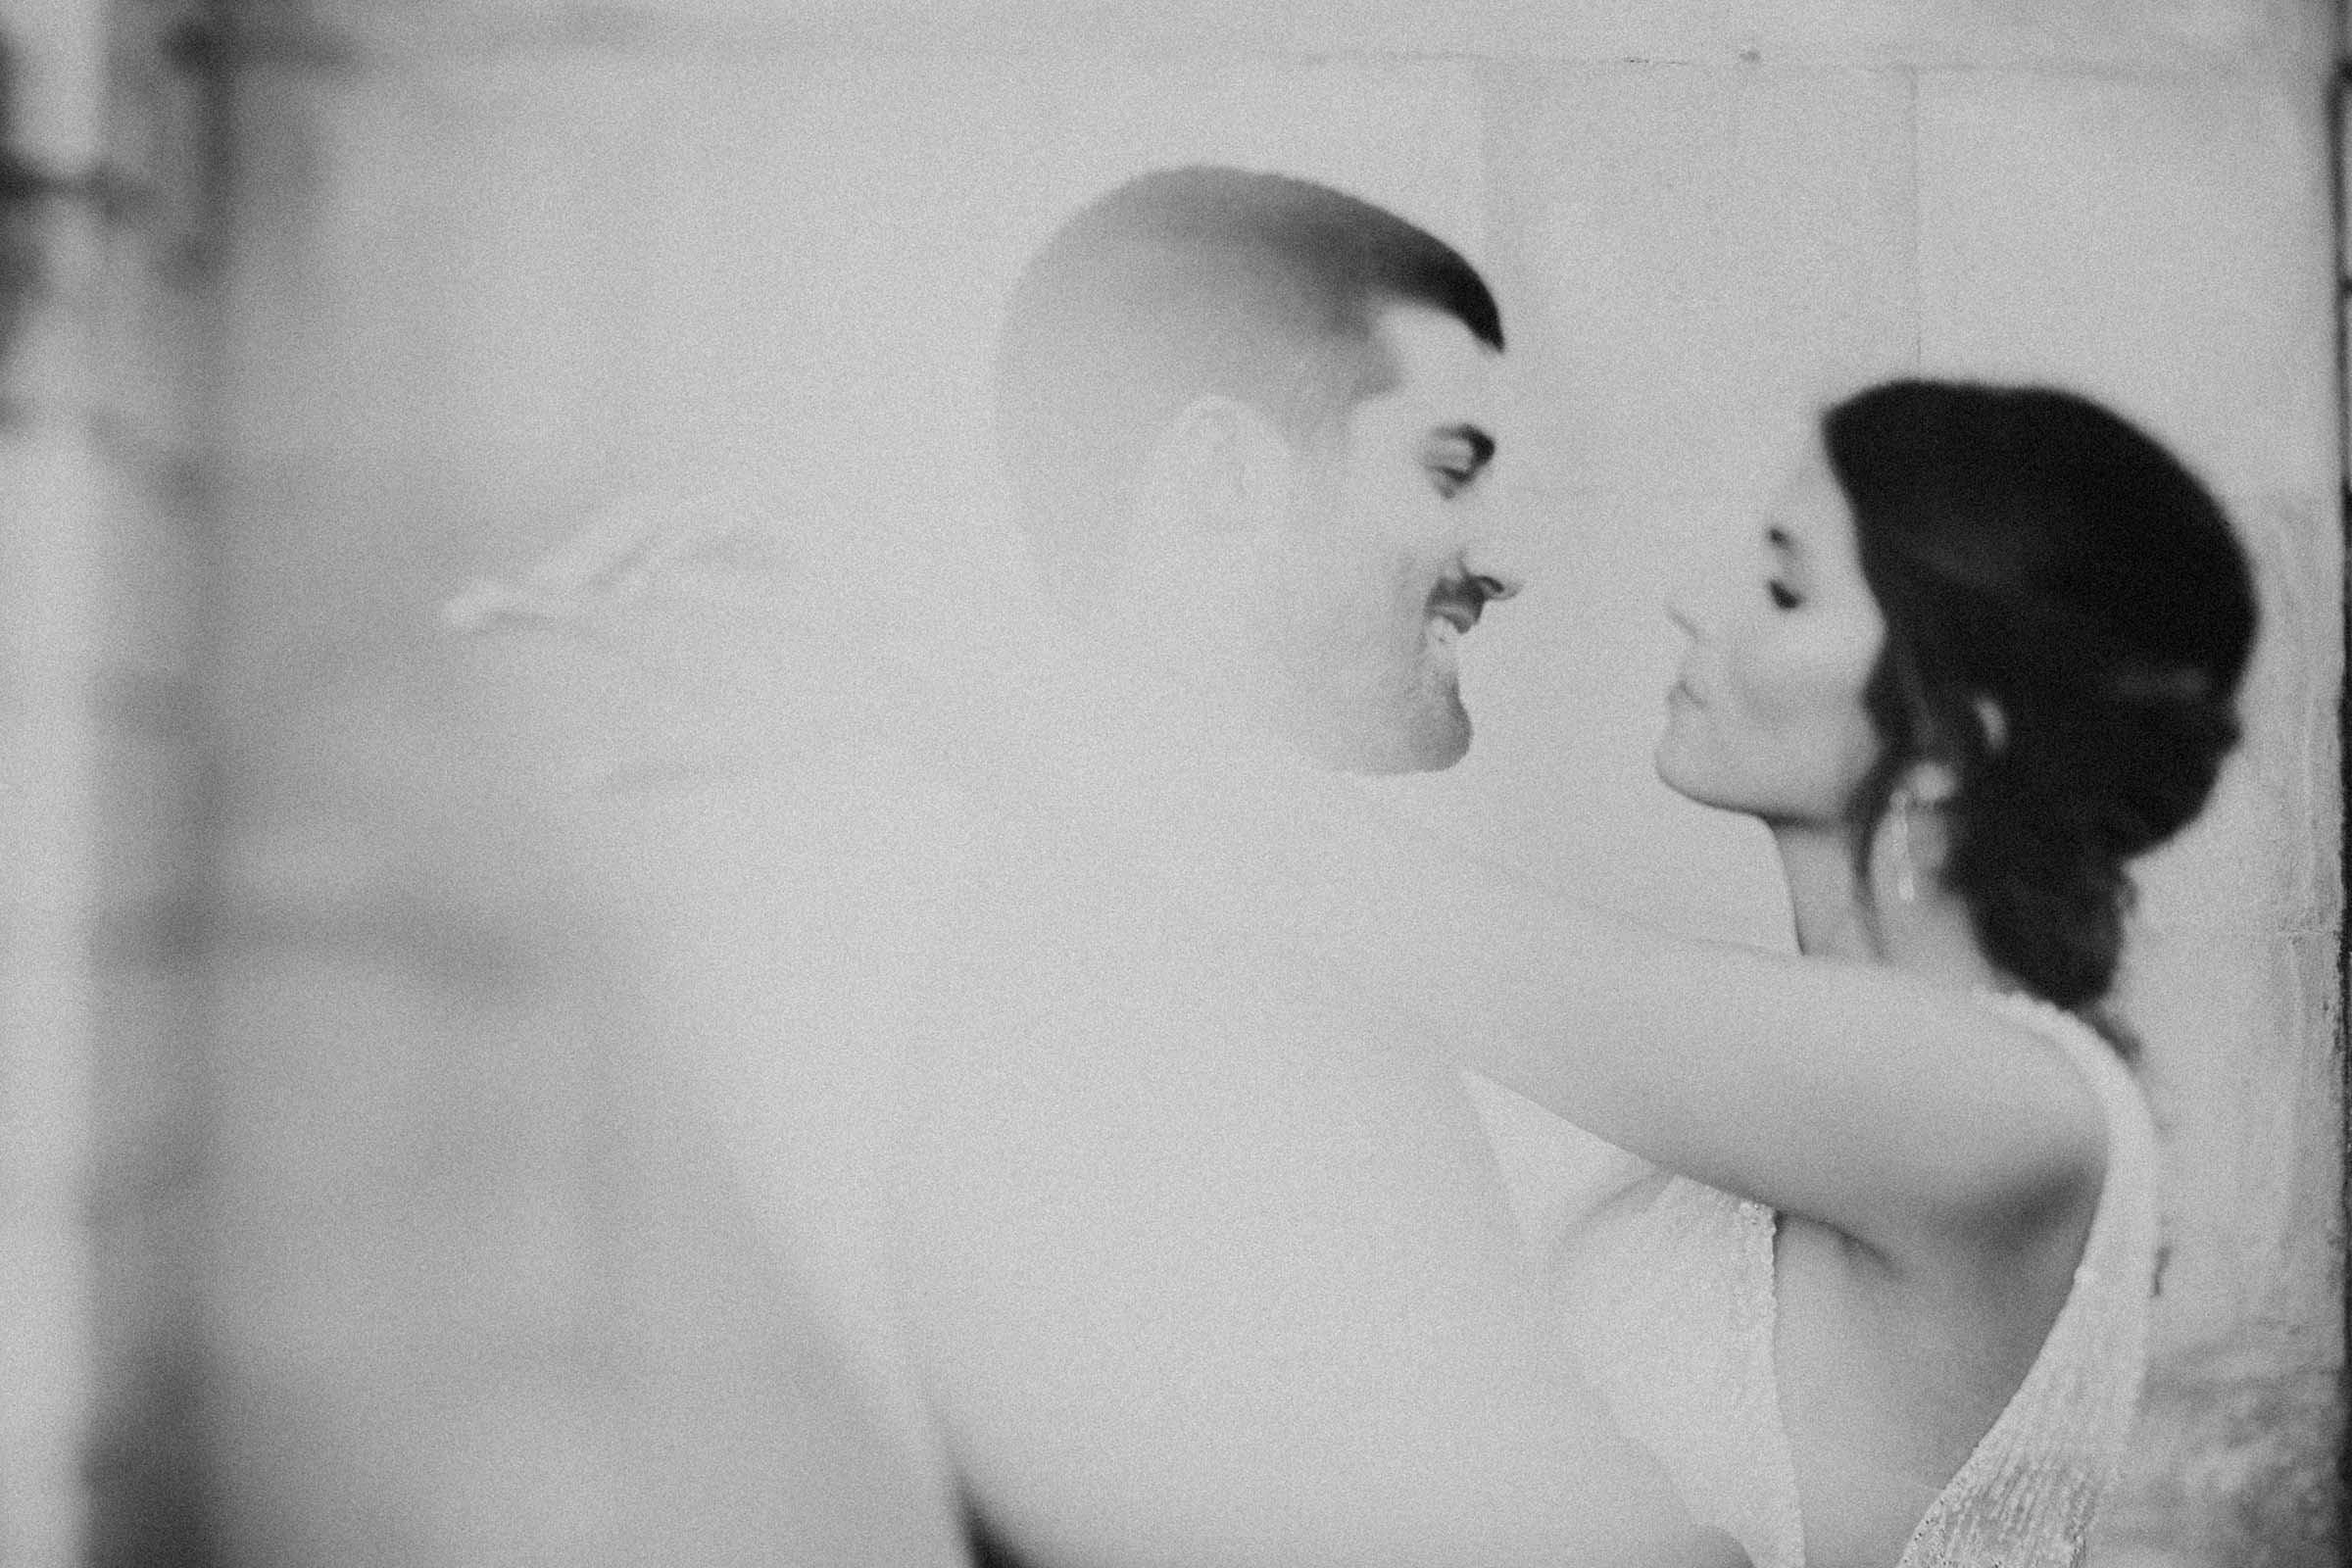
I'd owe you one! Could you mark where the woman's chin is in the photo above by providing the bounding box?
[1652,737,1702,803]
[1653,748,1750,818]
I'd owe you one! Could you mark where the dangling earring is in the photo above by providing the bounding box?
[1890,789,1919,905]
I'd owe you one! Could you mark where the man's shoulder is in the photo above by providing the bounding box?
[904,857,1461,1239]
[943,842,1388,1039]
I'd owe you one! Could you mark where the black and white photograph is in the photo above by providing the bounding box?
[0,3,2341,1565]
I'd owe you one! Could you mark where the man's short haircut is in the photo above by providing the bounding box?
[994,167,1503,572]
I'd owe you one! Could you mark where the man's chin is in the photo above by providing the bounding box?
[1274,676,1473,774]
[1409,717,1474,773]
[1340,709,1472,776]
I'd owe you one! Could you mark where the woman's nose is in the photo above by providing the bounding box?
[1666,544,1736,641]
[1666,586,1706,639]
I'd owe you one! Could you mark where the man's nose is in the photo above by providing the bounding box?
[1460,545,1523,607]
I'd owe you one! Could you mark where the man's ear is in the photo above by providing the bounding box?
[1137,395,1295,536]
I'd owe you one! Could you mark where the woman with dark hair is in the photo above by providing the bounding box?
[1386,378,2257,1568]
[1241,376,2250,1567]
[1809,380,2254,1015]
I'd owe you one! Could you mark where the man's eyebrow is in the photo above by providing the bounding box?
[1765,524,1799,554]
[1431,424,1495,467]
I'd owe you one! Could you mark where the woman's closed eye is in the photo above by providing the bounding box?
[1762,525,1803,610]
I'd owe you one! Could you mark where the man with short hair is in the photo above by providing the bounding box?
[992,166,1516,775]
[891,167,1739,1568]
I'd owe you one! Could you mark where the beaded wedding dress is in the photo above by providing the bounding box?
[1547,992,2160,1568]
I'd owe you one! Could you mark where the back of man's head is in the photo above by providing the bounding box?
[994,168,1502,577]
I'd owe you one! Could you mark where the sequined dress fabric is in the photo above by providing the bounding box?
[1545,992,2158,1568]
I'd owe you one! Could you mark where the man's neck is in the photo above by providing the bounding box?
[1034,607,1309,777]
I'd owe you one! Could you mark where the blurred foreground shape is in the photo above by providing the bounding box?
[0,2,2338,1565]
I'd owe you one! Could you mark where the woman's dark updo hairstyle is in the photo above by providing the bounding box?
[1825,379,2257,1012]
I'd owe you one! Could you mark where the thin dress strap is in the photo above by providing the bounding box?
[1893,991,2162,1568]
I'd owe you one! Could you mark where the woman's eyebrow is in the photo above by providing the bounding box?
[1765,524,1799,554]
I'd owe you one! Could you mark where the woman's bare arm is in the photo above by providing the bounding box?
[1180,774,2107,1260]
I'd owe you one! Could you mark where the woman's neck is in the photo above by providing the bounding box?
[1771,820,2010,995]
